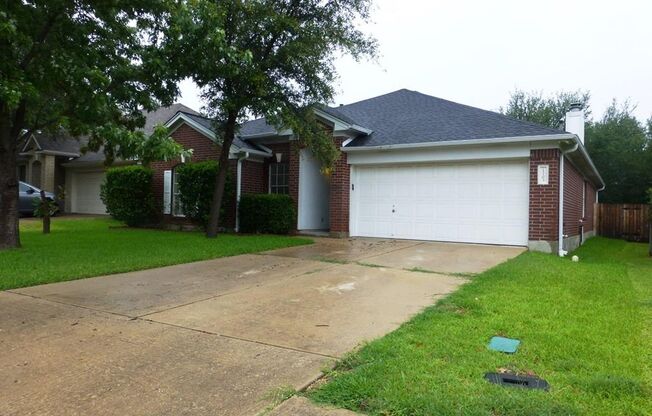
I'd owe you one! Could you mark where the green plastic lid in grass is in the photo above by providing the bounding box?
[488,336,520,354]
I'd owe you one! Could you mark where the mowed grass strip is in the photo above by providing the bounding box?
[0,218,311,290]
[310,238,652,415]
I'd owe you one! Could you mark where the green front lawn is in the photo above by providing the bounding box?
[310,238,652,415]
[0,218,311,290]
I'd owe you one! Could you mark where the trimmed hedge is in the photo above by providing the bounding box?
[239,194,295,234]
[100,165,155,226]
[174,161,233,227]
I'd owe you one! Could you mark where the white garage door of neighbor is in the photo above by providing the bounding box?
[71,171,107,215]
[350,161,529,246]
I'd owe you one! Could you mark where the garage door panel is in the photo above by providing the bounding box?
[351,161,529,246]
[71,171,107,215]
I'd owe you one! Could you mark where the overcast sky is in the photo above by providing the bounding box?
[178,0,652,123]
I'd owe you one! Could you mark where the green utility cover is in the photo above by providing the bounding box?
[488,336,520,354]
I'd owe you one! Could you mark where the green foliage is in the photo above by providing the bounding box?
[86,124,191,167]
[163,0,376,235]
[32,196,59,218]
[501,89,591,128]
[585,101,652,203]
[239,194,296,235]
[100,166,155,227]
[0,1,179,155]
[175,161,234,228]
[0,1,183,248]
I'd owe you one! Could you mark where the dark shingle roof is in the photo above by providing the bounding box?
[233,89,565,148]
[339,89,565,147]
[180,112,268,153]
[28,130,86,155]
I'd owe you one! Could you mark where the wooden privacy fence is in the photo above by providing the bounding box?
[595,203,650,242]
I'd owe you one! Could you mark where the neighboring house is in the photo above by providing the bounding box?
[156,89,604,254]
[17,103,198,215]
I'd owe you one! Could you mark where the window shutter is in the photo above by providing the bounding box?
[163,170,172,214]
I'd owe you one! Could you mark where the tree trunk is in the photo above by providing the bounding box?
[206,112,238,238]
[40,190,51,234]
[0,121,20,250]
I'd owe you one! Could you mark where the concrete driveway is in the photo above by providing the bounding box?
[0,238,523,416]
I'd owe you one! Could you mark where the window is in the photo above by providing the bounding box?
[19,182,31,193]
[172,167,184,217]
[269,163,289,194]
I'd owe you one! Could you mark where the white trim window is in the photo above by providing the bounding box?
[269,163,289,194]
[172,166,185,217]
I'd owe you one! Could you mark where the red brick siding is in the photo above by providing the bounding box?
[150,124,236,229]
[563,159,596,236]
[529,149,560,241]
[585,182,596,232]
[563,159,583,237]
[241,160,266,195]
[329,137,350,235]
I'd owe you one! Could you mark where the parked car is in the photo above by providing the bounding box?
[19,182,58,217]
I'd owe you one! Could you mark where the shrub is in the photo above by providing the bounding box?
[239,193,295,234]
[100,165,155,226]
[175,161,233,227]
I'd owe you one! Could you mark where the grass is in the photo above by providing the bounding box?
[0,217,311,290]
[309,237,652,415]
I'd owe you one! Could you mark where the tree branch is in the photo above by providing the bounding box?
[19,8,63,70]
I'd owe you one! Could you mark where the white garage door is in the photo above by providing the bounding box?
[71,171,107,215]
[350,161,529,246]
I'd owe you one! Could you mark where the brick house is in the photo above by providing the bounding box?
[157,89,604,255]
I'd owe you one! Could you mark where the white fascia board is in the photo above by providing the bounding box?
[21,134,41,152]
[346,142,532,166]
[62,160,136,169]
[35,150,81,157]
[240,130,292,140]
[313,108,373,136]
[341,133,576,153]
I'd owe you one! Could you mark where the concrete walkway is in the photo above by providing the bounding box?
[0,238,523,415]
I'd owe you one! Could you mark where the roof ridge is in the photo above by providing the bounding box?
[332,88,412,110]
[407,90,564,133]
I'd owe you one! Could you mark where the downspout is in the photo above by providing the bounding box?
[235,152,249,232]
[558,141,580,257]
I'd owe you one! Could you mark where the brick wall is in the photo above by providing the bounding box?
[564,159,596,236]
[563,160,583,237]
[241,160,266,195]
[329,137,350,236]
[585,182,596,232]
[529,148,599,246]
[529,149,560,241]
[150,124,237,229]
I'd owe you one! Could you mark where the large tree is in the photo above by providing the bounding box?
[585,101,652,203]
[0,0,181,249]
[165,0,377,237]
[501,89,591,128]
